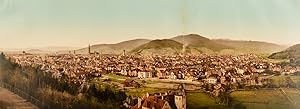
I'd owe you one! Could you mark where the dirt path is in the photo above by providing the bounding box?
[0,87,39,109]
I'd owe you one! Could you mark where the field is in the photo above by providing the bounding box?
[98,74,300,109]
[186,91,225,109]
[231,89,300,109]
[270,75,300,87]
[185,88,300,109]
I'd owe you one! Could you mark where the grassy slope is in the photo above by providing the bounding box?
[130,39,183,55]
[231,89,300,109]
[186,91,223,109]
[214,39,286,54]
[100,74,300,109]
[171,34,231,52]
[269,44,300,59]
[76,39,150,54]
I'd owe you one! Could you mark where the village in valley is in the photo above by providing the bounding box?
[2,1,300,109]
[4,43,300,109]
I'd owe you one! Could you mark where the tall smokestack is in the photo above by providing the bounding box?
[88,44,91,54]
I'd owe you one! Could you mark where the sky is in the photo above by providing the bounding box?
[0,0,300,48]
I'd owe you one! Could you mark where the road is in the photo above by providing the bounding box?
[0,87,39,109]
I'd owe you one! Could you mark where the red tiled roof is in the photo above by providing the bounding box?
[142,96,166,109]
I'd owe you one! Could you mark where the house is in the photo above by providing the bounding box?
[128,70,138,77]
[231,77,237,83]
[157,71,165,79]
[156,68,167,78]
[237,68,245,75]
[120,69,126,75]
[131,96,172,109]
[177,73,184,79]
[206,75,218,84]
[130,84,186,109]
[138,71,152,79]
[168,72,177,80]
[220,76,226,84]
[185,73,193,81]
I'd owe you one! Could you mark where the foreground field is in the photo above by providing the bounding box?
[103,74,300,109]
[186,91,226,109]
[271,75,300,86]
[231,88,300,109]
[186,89,300,109]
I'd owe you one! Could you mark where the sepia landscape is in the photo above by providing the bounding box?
[1,0,300,109]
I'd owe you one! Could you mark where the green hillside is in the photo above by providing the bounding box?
[214,39,286,54]
[269,44,300,59]
[76,39,150,54]
[171,34,231,52]
[131,39,184,55]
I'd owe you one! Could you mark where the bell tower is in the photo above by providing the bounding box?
[175,84,186,109]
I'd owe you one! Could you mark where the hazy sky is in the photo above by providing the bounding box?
[0,0,300,48]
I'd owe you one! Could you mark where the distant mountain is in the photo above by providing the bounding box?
[269,44,300,59]
[213,39,286,54]
[171,34,231,52]
[73,34,287,55]
[1,46,79,54]
[76,39,150,54]
[131,39,183,55]
[38,46,80,52]
[26,49,46,54]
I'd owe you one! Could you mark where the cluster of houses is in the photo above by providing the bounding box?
[124,84,186,109]
[7,53,300,87]
[7,53,300,108]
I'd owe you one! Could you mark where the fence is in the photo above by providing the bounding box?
[0,80,51,109]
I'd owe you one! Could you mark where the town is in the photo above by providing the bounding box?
[5,52,300,109]
[9,53,300,84]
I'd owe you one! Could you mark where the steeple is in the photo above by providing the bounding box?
[175,84,186,109]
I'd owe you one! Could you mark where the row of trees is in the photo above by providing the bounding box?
[0,53,127,109]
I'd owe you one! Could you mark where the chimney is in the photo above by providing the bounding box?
[146,92,149,98]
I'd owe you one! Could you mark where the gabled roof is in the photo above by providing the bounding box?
[131,96,168,109]
[142,96,166,109]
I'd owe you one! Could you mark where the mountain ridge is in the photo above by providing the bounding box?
[76,39,150,54]
[74,34,287,55]
[171,34,231,51]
